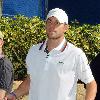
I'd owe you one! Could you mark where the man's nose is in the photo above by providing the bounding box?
[49,22,57,28]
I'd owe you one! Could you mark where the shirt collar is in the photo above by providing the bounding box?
[43,37,66,52]
[54,37,66,51]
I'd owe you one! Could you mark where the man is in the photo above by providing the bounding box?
[6,8,97,100]
[90,53,100,100]
[0,31,14,100]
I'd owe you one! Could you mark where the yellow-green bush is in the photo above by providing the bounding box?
[0,15,99,80]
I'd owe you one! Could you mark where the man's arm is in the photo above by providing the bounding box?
[6,75,30,100]
[85,80,97,100]
[0,89,6,99]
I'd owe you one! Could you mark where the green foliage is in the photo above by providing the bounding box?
[0,16,99,80]
[66,21,100,61]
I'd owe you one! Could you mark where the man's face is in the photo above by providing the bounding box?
[45,16,68,39]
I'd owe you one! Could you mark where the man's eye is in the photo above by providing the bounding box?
[56,21,60,25]
[47,20,52,24]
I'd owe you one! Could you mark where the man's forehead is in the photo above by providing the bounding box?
[47,16,59,22]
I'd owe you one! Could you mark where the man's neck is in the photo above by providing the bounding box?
[0,48,3,55]
[47,37,64,52]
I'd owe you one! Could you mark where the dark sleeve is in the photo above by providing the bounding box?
[0,57,14,92]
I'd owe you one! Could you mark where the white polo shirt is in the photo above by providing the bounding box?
[26,39,94,100]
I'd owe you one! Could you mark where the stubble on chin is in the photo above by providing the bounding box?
[47,34,62,40]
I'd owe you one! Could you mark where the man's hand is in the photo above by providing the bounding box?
[6,94,16,100]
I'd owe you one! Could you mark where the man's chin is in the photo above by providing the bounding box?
[48,36,60,40]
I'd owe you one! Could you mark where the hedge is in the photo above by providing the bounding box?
[0,15,99,80]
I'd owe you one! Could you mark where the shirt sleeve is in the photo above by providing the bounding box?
[0,58,13,92]
[76,52,94,84]
[26,45,35,75]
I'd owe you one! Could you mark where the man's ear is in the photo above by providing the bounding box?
[0,39,4,47]
[2,40,4,45]
[64,24,69,32]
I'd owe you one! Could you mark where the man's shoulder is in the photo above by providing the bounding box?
[67,42,83,55]
[27,41,45,57]
[29,42,44,52]
[0,56,13,69]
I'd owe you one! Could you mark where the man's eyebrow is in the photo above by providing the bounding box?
[47,18,51,21]
[53,18,59,22]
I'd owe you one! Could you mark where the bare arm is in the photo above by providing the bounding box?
[6,75,30,100]
[13,75,30,98]
[0,89,6,99]
[85,80,97,100]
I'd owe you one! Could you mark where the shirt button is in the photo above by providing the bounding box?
[46,54,49,58]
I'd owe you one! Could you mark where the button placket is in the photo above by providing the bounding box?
[45,54,49,58]
[44,54,51,71]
